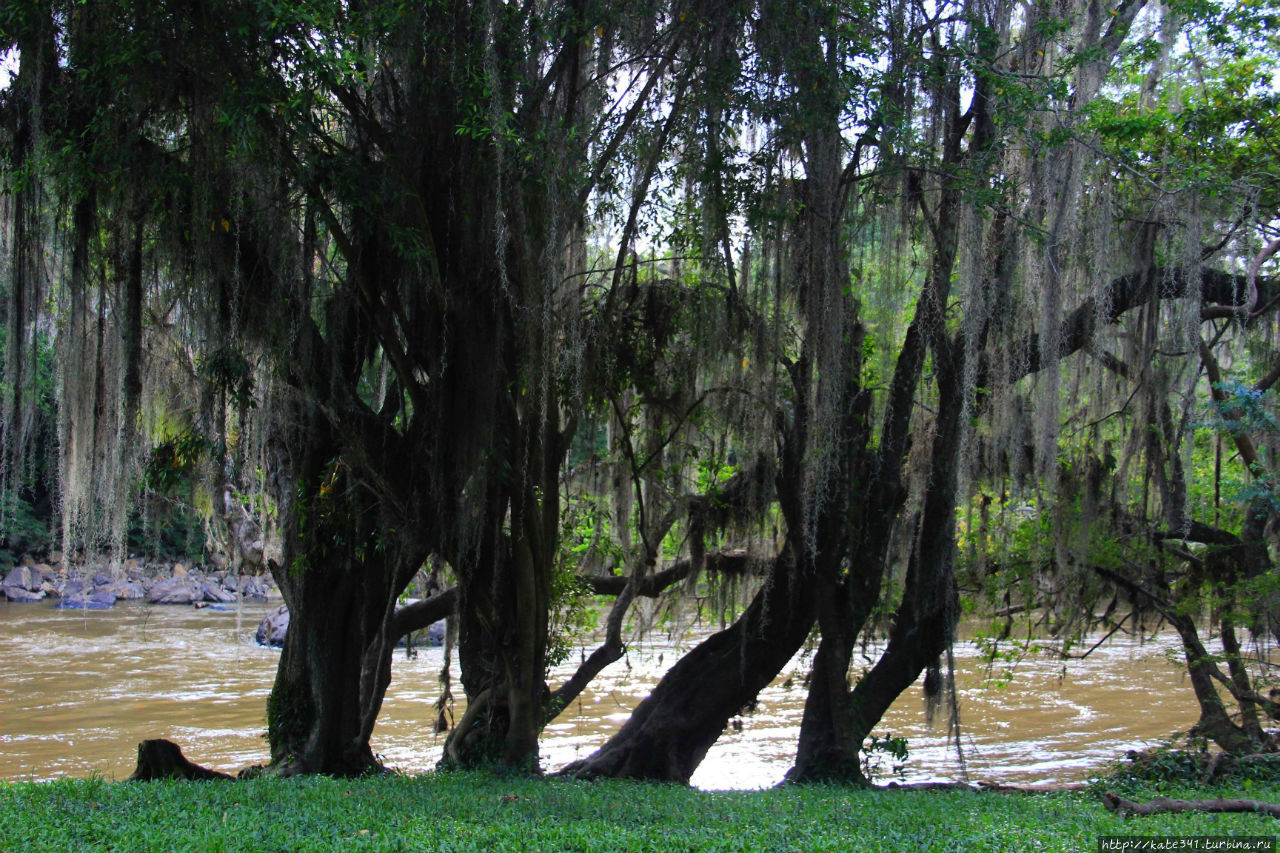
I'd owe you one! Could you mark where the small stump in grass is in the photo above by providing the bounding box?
[127,739,234,781]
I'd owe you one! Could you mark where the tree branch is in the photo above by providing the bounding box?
[390,587,458,644]
[1103,792,1280,819]
[579,549,753,597]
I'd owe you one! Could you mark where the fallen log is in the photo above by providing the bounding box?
[126,739,234,781]
[1103,791,1280,819]
[880,781,1085,794]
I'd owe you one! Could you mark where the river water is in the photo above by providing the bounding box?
[0,598,1205,788]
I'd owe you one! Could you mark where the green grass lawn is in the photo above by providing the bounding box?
[2,771,1277,852]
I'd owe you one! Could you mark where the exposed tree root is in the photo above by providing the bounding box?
[126,739,234,781]
[1103,792,1280,819]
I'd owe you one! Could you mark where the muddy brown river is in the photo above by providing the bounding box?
[0,598,1204,788]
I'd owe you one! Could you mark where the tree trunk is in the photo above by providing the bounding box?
[559,541,814,782]
[444,444,558,771]
[263,410,424,776]
[268,552,405,775]
[791,327,967,782]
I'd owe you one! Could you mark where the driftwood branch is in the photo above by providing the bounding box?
[1103,791,1280,819]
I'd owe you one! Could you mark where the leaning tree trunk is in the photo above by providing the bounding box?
[560,540,814,781]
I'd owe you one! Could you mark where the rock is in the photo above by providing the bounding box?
[146,576,198,605]
[46,550,63,565]
[3,586,45,603]
[92,571,114,586]
[2,565,36,591]
[60,578,87,597]
[171,563,188,578]
[107,580,147,600]
[239,575,269,601]
[33,564,55,583]
[255,604,289,647]
[200,581,236,604]
[57,589,117,609]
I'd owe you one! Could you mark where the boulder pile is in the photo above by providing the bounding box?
[1,557,275,610]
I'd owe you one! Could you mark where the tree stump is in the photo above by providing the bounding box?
[126,739,234,781]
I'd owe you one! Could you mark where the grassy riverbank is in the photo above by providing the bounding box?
[3,771,1278,852]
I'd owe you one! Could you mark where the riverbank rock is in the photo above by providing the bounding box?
[3,563,33,591]
[5,564,54,591]
[255,604,289,647]
[2,558,277,608]
[2,566,45,602]
[60,578,87,597]
[200,581,237,604]
[2,565,38,592]
[106,580,147,600]
[421,619,446,646]
[146,576,199,605]
[3,585,45,603]
[221,574,270,601]
[57,588,117,609]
